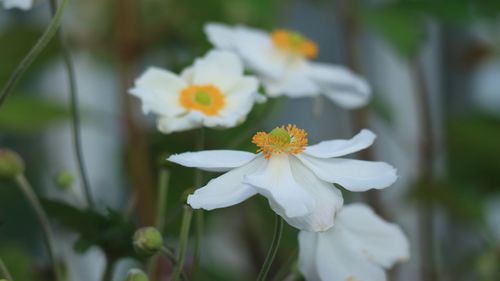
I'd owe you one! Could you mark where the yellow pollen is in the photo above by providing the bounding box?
[271,29,318,59]
[252,124,308,159]
[179,84,225,116]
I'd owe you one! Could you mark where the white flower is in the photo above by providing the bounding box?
[298,204,410,281]
[2,0,33,10]
[168,125,397,231]
[129,50,263,134]
[204,23,371,109]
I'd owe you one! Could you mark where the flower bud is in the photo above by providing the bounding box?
[0,149,24,179]
[125,269,149,281]
[54,169,74,190]
[133,227,163,256]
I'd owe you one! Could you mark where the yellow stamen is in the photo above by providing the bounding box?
[179,84,225,116]
[271,29,318,59]
[252,124,308,159]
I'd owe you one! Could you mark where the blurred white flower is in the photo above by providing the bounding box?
[298,204,409,281]
[205,23,371,109]
[2,0,32,10]
[168,125,397,231]
[129,50,263,134]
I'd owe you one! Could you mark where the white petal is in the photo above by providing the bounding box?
[192,50,244,92]
[187,158,264,210]
[129,67,187,117]
[167,150,257,172]
[3,0,32,10]
[307,62,371,109]
[337,204,410,268]
[315,231,387,281]
[304,129,376,158]
[284,156,343,231]
[244,154,315,218]
[263,62,319,98]
[298,231,321,281]
[297,154,397,191]
[156,115,200,134]
[204,22,236,49]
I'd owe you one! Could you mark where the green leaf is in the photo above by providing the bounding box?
[0,95,68,133]
[358,5,425,57]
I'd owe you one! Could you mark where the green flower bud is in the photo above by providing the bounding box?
[125,269,149,281]
[0,149,24,179]
[54,169,75,190]
[133,227,163,256]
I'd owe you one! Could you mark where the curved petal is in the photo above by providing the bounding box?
[284,156,343,231]
[263,62,319,98]
[167,150,257,172]
[129,67,187,117]
[298,231,321,281]
[244,154,315,218]
[337,204,410,268]
[307,62,371,109]
[204,22,236,49]
[304,129,376,158]
[3,0,32,9]
[297,154,397,191]
[187,157,264,210]
[192,50,244,92]
[315,231,387,281]
[156,115,200,134]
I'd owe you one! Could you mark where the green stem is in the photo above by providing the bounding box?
[161,247,189,281]
[270,249,297,281]
[48,0,95,209]
[256,214,284,281]
[101,258,115,281]
[0,0,69,108]
[170,206,193,281]
[155,168,170,231]
[14,175,64,281]
[193,128,205,279]
[0,258,14,281]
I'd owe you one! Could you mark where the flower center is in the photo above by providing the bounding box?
[179,84,225,116]
[252,124,308,159]
[271,29,318,59]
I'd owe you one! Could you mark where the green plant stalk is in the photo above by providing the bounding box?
[155,168,170,231]
[0,0,69,108]
[47,0,95,209]
[161,247,189,281]
[170,206,193,281]
[14,175,64,281]
[193,128,205,279]
[100,257,115,281]
[256,214,284,281]
[0,258,14,281]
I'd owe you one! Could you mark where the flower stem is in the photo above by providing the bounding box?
[170,206,193,281]
[161,247,189,281]
[14,174,64,281]
[100,257,115,281]
[0,0,69,108]
[0,258,14,281]
[155,168,170,231]
[48,0,95,210]
[256,214,284,281]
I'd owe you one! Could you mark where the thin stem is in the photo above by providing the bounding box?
[155,168,170,231]
[0,258,14,281]
[0,0,69,108]
[270,249,297,281]
[100,257,115,281]
[170,206,193,281]
[48,0,95,209]
[256,214,284,281]
[14,175,64,281]
[193,128,205,279]
[161,247,189,281]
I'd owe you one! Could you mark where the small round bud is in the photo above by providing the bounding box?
[54,169,75,190]
[0,149,24,179]
[125,269,149,281]
[133,227,163,256]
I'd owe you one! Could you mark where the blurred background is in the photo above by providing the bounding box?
[1,0,500,280]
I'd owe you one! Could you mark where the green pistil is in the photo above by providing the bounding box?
[194,91,212,106]
[269,127,291,144]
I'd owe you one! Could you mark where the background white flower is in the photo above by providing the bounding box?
[129,50,263,134]
[2,0,33,10]
[298,203,410,281]
[204,22,371,109]
[168,126,397,231]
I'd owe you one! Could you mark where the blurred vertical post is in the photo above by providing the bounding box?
[114,0,155,225]
[336,0,388,219]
